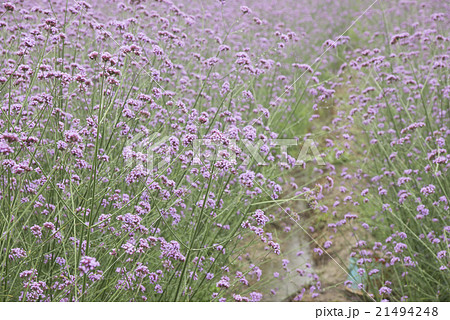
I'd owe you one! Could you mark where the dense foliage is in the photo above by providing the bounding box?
[0,0,448,302]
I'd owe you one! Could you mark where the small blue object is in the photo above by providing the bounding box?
[347,257,365,292]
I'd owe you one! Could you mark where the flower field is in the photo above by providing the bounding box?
[0,0,448,302]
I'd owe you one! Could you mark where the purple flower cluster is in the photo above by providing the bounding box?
[78,256,100,275]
